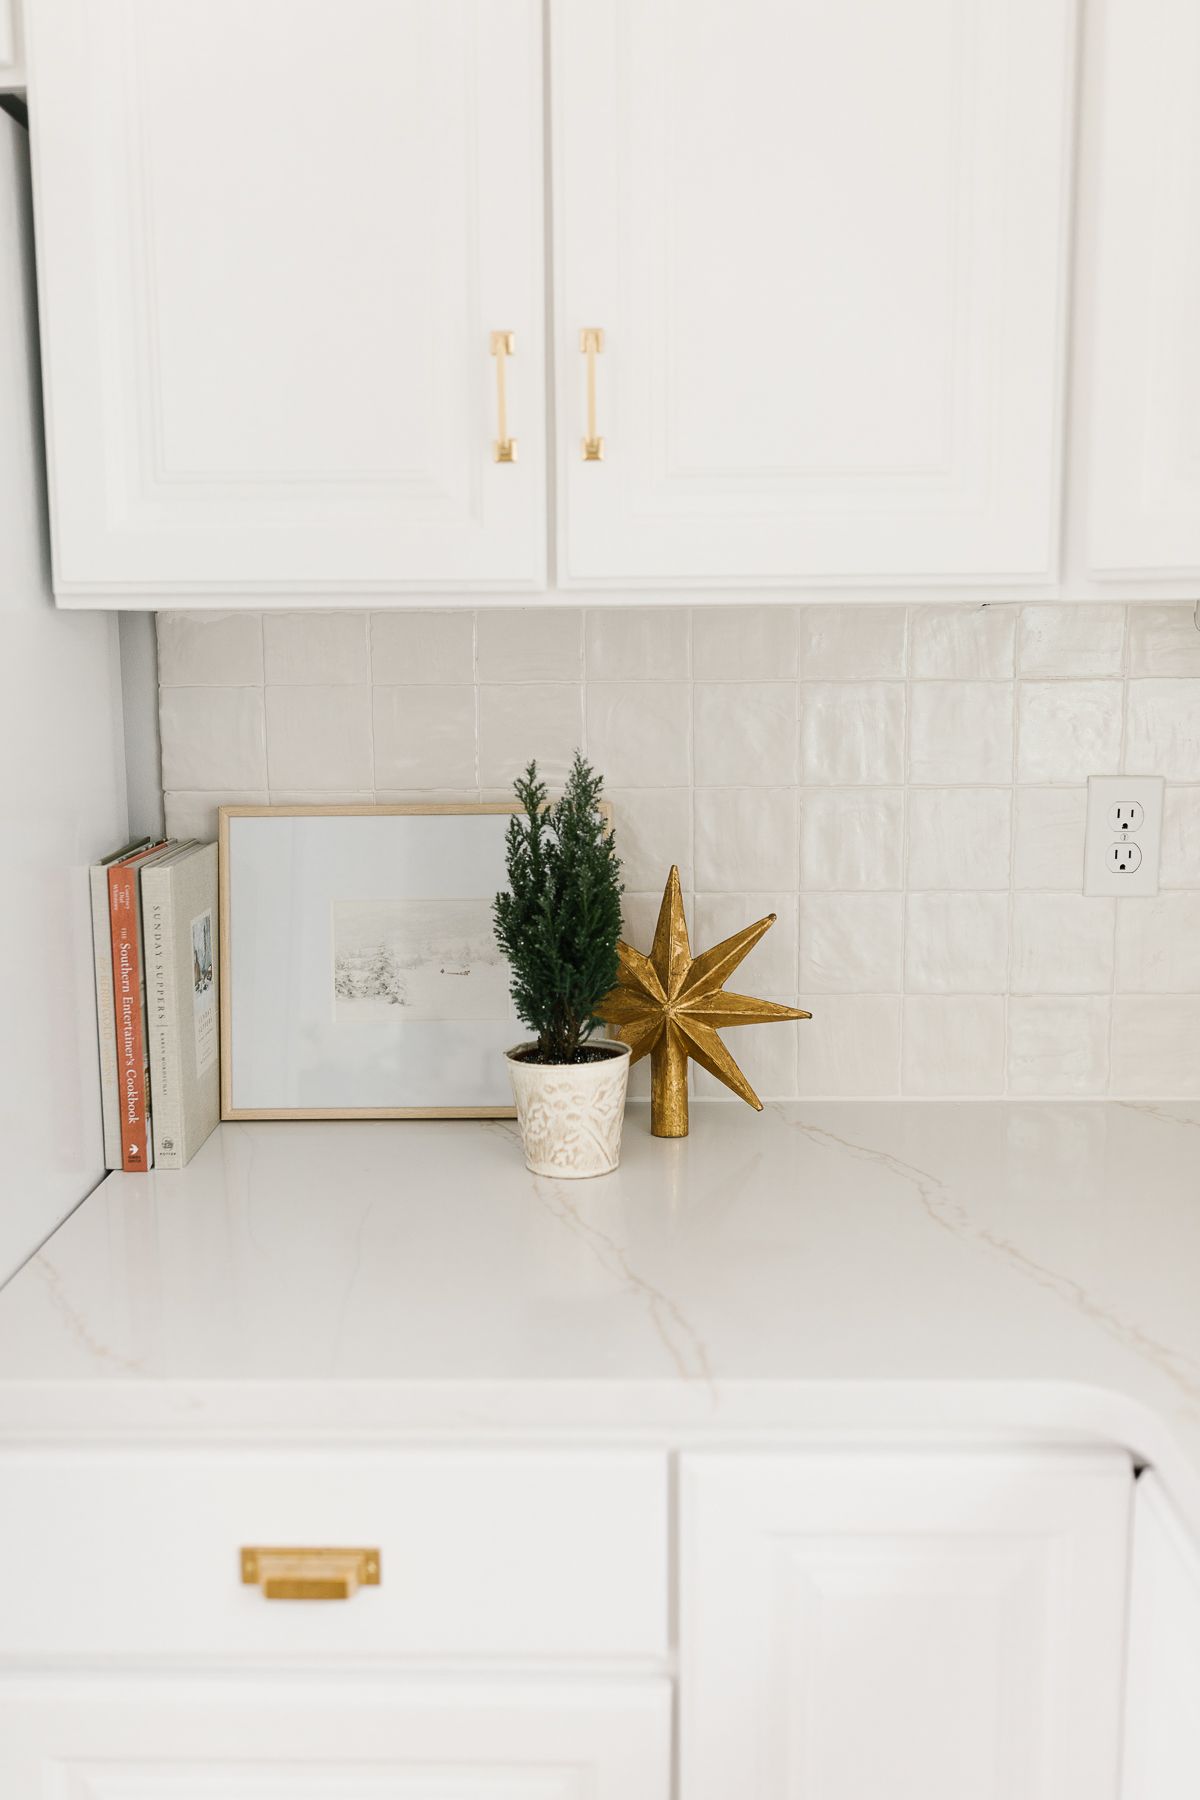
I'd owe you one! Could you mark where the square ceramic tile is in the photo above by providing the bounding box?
[605,789,692,890]
[1127,606,1200,676]
[906,789,1011,890]
[477,684,582,788]
[156,611,263,687]
[370,612,475,684]
[263,612,368,685]
[1125,680,1200,780]
[908,683,1013,785]
[1017,605,1125,677]
[695,788,798,891]
[904,893,1008,992]
[264,685,373,790]
[692,606,798,680]
[586,683,691,787]
[476,608,582,682]
[800,683,905,784]
[1161,788,1200,887]
[159,687,267,790]
[902,996,1006,1096]
[800,789,904,890]
[798,893,902,992]
[372,685,477,789]
[1007,996,1110,1096]
[163,789,268,840]
[693,1017,799,1102]
[797,605,906,680]
[1116,893,1200,992]
[584,608,690,681]
[795,995,901,1096]
[1110,996,1200,1095]
[694,893,798,996]
[909,604,1015,678]
[1013,788,1087,889]
[1017,682,1122,782]
[694,683,797,786]
[1010,893,1115,993]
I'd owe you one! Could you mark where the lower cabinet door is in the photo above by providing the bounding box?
[1122,1472,1200,1798]
[0,1675,670,1800]
[680,1449,1132,1800]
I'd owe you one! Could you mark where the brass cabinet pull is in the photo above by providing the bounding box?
[490,330,517,463]
[241,1546,381,1601]
[581,327,605,461]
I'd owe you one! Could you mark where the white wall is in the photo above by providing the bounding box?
[0,110,127,1282]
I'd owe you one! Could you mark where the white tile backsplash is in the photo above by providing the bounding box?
[901,995,1007,1096]
[694,682,796,787]
[692,605,798,680]
[906,788,1011,891]
[588,682,691,787]
[798,892,903,993]
[1010,893,1115,994]
[264,685,373,790]
[157,603,1200,1097]
[1125,680,1200,780]
[909,683,1012,784]
[372,685,477,789]
[1017,681,1123,782]
[909,604,1015,679]
[1007,996,1111,1096]
[370,611,474,684]
[476,609,582,683]
[800,683,905,784]
[904,892,1009,993]
[263,612,368,686]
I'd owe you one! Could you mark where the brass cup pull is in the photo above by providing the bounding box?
[581,327,605,461]
[241,1546,381,1601]
[491,330,517,463]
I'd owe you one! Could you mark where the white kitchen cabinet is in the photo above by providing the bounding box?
[26,0,546,598]
[0,0,23,90]
[1082,0,1200,580]
[1122,1472,1200,1798]
[0,1676,672,1800]
[680,1449,1132,1800]
[552,0,1076,589]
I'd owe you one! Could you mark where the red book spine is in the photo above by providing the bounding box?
[108,861,150,1172]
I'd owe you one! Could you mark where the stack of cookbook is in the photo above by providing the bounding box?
[89,837,219,1172]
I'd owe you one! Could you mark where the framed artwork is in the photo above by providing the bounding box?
[218,804,528,1119]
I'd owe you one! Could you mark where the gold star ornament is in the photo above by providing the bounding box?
[596,865,811,1138]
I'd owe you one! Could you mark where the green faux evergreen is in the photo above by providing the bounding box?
[493,752,623,1064]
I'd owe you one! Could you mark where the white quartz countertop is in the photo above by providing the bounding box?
[2,1101,1199,1523]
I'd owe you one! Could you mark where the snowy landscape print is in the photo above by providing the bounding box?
[332,898,511,1024]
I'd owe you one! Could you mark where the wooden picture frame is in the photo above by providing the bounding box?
[218,803,532,1121]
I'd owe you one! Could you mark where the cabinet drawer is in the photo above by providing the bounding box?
[0,1446,667,1660]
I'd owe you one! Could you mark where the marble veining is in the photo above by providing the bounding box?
[786,1115,1200,1409]
[1,1100,1200,1523]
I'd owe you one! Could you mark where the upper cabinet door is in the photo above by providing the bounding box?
[552,0,1076,590]
[1084,0,1200,580]
[27,0,545,599]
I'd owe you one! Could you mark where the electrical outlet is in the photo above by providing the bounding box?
[1084,775,1163,896]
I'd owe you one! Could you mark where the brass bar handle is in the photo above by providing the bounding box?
[581,327,605,461]
[491,330,517,464]
[241,1546,381,1602]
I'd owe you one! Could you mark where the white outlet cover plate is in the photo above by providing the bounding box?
[1084,774,1163,896]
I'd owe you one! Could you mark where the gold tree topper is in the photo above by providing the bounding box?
[595,865,811,1138]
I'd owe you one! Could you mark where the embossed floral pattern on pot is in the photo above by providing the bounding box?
[505,1041,631,1179]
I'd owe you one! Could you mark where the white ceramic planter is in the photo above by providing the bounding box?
[505,1040,632,1179]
